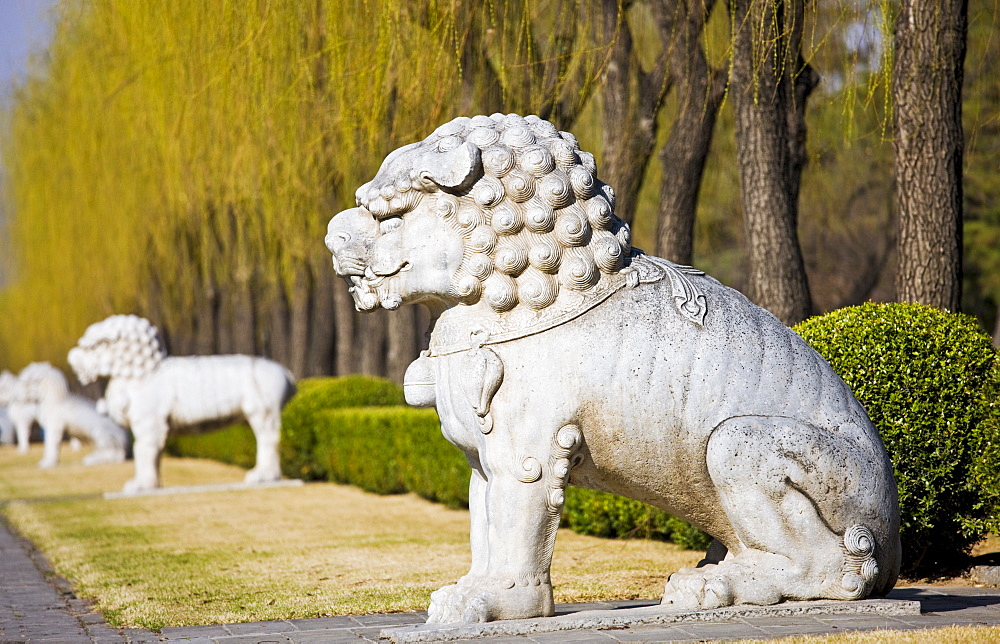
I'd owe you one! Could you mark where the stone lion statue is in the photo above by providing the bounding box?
[16,362,129,468]
[325,113,901,623]
[0,369,39,453]
[68,315,296,493]
[0,370,19,446]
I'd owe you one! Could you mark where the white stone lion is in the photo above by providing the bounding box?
[68,315,296,493]
[0,369,40,453]
[325,114,901,623]
[0,370,19,446]
[16,362,129,468]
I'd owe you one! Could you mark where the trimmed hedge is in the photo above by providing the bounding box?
[167,375,404,478]
[795,302,1000,575]
[166,424,256,469]
[562,488,712,551]
[308,406,469,508]
[280,375,405,480]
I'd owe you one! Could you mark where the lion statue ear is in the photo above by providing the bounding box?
[418,142,482,191]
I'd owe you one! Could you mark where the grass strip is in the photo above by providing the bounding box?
[0,446,700,629]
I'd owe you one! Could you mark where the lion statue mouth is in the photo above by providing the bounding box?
[346,261,411,311]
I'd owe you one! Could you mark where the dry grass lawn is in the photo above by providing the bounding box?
[738,625,1000,643]
[4,445,1000,644]
[0,446,700,629]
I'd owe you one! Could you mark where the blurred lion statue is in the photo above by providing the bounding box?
[69,315,296,493]
[325,113,900,624]
[17,362,129,467]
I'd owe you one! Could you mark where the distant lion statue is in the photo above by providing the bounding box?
[0,370,21,446]
[325,114,901,623]
[16,362,129,467]
[69,315,296,493]
[0,369,39,453]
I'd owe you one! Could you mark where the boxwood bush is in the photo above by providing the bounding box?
[795,302,1000,575]
[167,375,406,478]
[562,488,712,551]
[279,375,406,479]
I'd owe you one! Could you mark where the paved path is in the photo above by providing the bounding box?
[158,588,1000,643]
[0,516,156,643]
[3,515,1000,642]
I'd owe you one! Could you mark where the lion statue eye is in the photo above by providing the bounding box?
[379,217,403,234]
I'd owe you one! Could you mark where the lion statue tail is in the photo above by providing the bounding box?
[830,524,900,600]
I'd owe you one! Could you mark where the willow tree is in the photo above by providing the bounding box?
[0,0,602,378]
[0,0,466,374]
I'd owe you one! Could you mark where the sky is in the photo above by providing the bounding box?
[0,0,57,284]
[0,0,56,103]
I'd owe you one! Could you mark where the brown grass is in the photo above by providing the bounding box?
[4,446,1000,643]
[0,446,700,628]
[741,625,1000,643]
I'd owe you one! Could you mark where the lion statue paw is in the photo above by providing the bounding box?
[663,559,784,610]
[243,466,282,486]
[427,577,554,624]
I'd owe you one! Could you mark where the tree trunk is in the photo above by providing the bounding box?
[263,285,291,367]
[598,0,669,226]
[893,0,967,312]
[287,272,310,379]
[729,0,813,326]
[654,0,725,265]
[993,304,1000,348]
[224,274,256,356]
[192,286,218,355]
[332,279,356,375]
[357,310,387,377]
[305,267,335,377]
[386,305,418,384]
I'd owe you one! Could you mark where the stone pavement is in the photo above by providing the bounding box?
[0,515,156,643]
[3,512,1000,643]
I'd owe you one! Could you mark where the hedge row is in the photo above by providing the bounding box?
[166,375,710,547]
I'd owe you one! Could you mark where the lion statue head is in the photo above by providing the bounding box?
[0,370,19,406]
[326,114,632,316]
[69,315,167,385]
[17,362,70,403]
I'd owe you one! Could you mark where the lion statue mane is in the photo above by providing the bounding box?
[16,362,129,467]
[326,113,901,624]
[69,314,296,493]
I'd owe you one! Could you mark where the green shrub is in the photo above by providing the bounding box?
[165,424,256,468]
[311,406,469,508]
[795,302,1000,575]
[280,375,405,480]
[166,376,405,476]
[563,488,712,551]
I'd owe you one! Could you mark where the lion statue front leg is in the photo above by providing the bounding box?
[428,418,582,624]
[123,417,169,493]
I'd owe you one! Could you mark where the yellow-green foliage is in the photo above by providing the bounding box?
[0,0,609,370]
[5,0,446,364]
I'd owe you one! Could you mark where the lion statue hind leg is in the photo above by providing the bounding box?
[663,416,898,610]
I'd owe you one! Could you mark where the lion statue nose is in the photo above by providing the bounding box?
[325,207,379,277]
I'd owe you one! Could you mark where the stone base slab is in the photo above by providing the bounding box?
[970,566,1000,587]
[380,598,921,643]
[103,478,304,499]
